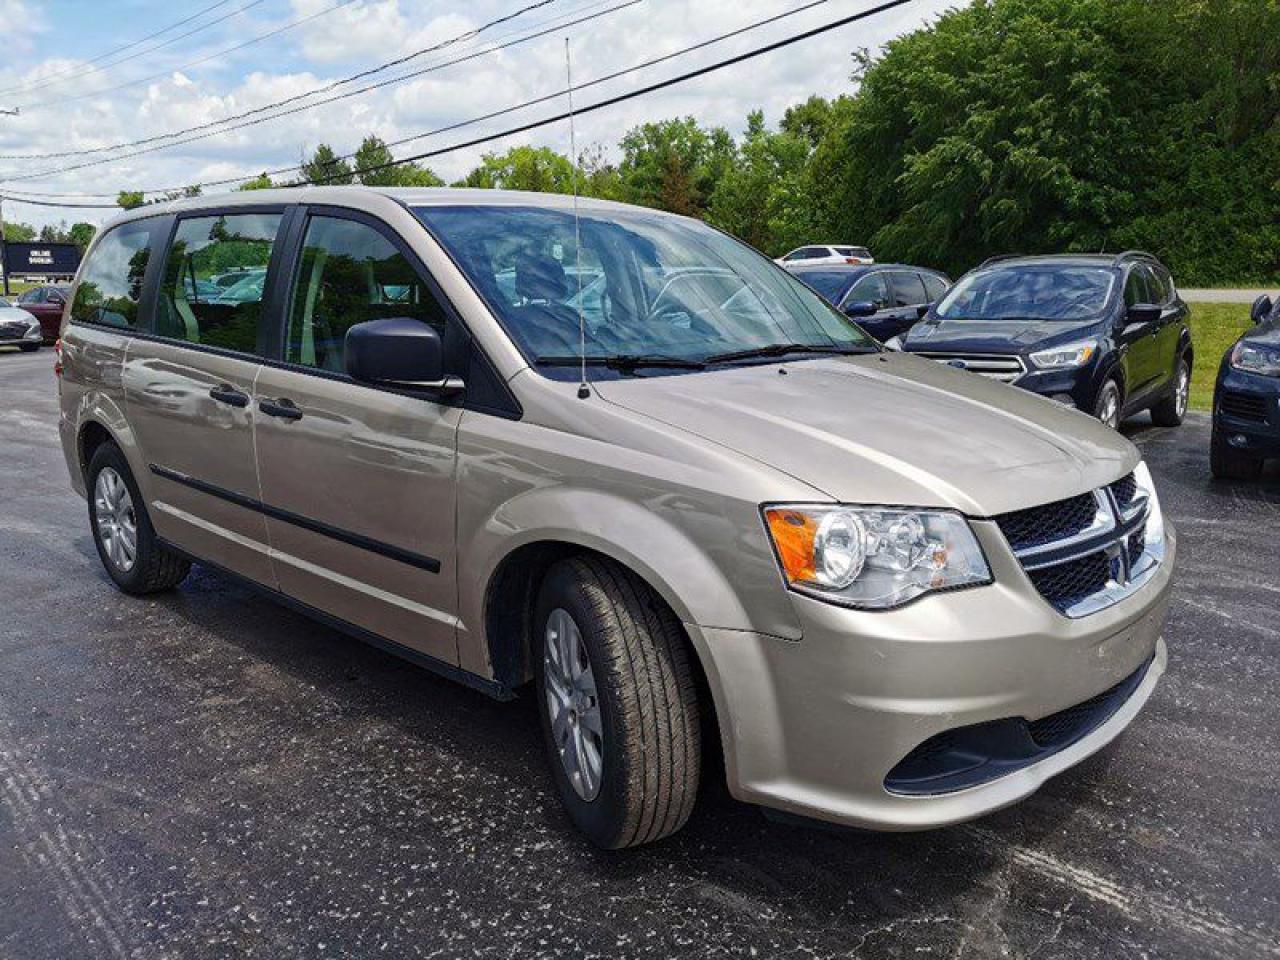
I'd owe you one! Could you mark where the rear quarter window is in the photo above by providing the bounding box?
[71,221,157,330]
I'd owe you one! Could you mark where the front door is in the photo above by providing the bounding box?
[1118,265,1163,405]
[252,211,460,664]
[122,209,286,586]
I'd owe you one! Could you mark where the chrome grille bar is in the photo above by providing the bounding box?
[917,352,1027,383]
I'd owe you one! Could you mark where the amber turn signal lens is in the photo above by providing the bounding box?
[765,508,818,584]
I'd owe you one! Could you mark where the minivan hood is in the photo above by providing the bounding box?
[593,353,1137,517]
[904,316,1096,352]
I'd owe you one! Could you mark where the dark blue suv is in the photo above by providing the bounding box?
[789,263,950,343]
[898,252,1193,429]
[1211,294,1280,480]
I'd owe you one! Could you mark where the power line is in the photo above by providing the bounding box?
[1,0,914,207]
[0,0,571,160]
[0,0,241,98]
[11,0,361,112]
[4,0,272,106]
[2,0,820,185]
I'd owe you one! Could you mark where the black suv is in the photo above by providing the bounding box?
[789,263,950,342]
[1211,293,1280,480]
[897,252,1192,429]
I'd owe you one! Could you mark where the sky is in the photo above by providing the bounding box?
[0,0,956,230]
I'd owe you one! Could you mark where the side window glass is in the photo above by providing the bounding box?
[922,274,947,302]
[70,221,156,329]
[286,216,447,372]
[26,288,45,304]
[157,213,282,353]
[1148,266,1170,305]
[846,273,889,309]
[1124,268,1149,307]
[890,271,927,308]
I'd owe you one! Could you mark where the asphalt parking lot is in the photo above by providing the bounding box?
[2,346,1278,960]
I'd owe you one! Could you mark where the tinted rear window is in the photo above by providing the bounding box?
[796,270,857,303]
[71,221,157,330]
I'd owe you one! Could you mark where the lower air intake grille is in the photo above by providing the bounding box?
[1220,391,1268,423]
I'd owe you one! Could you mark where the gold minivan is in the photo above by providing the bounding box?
[58,188,1175,848]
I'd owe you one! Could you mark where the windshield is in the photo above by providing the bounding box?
[415,205,876,376]
[936,265,1116,322]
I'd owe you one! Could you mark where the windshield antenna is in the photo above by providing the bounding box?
[565,38,590,400]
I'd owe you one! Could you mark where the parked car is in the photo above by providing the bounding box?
[15,283,71,343]
[790,263,950,342]
[776,244,874,267]
[58,189,1174,849]
[1211,294,1280,480]
[895,253,1192,429]
[0,296,42,351]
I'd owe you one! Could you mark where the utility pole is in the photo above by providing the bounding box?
[0,197,9,297]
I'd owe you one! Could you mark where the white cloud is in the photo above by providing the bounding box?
[0,0,954,230]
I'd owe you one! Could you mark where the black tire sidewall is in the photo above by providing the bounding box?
[532,563,630,848]
[87,443,159,593]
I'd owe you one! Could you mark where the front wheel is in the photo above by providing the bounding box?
[534,556,701,849]
[1151,358,1190,427]
[1093,378,1124,429]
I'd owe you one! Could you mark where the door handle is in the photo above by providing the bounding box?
[209,384,249,408]
[259,397,303,421]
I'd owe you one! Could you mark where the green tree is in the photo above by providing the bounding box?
[68,222,97,252]
[617,117,736,216]
[236,173,276,191]
[457,146,577,193]
[116,191,145,210]
[353,135,443,187]
[818,0,1280,283]
[301,143,354,185]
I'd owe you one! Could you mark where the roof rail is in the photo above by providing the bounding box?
[978,253,1024,268]
[1111,250,1156,266]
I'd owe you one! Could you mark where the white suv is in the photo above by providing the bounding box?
[777,245,874,267]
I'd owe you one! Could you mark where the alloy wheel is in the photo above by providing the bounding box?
[1098,384,1121,429]
[94,467,137,573]
[1175,363,1189,419]
[543,607,604,801]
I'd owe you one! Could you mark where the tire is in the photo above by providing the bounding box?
[1210,427,1263,481]
[1093,377,1124,429]
[18,343,39,352]
[534,555,701,849]
[1151,357,1190,427]
[87,442,191,594]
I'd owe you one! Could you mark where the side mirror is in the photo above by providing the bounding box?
[1250,294,1273,324]
[1126,303,1162,327]
[843,300,878,318]
[344,317,462,393]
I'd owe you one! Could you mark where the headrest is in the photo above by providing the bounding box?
[515,255,568,302]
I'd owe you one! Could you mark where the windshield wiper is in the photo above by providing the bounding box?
[704,343,877,364]
[535,354,707,371]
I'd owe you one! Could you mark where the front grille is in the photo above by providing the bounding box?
[0,320,29,338]
[1110,473,1137,510]
[1220,391,1268,423]
[997,476,1159,617]
[1027,551,1112,613]
[995,492,1098,552]
[916,351,1026,383]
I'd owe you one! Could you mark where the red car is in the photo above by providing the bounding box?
[15,284,70,343]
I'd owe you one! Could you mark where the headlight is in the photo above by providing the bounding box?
[1230,340,1280,377]
[1030,338,1098,370]
[763,505,991,610]
[1132,461,1164,551]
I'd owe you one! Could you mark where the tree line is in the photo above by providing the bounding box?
[61,0,1280,285]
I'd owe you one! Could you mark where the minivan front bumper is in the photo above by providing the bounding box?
[688,519,1174,831]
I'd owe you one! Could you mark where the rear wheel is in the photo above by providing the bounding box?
[1093,378,1123,429]
[87,443,190,594]
[1151,357,1190,427]
[534,556,701,849]
[1210,427,1263,481]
